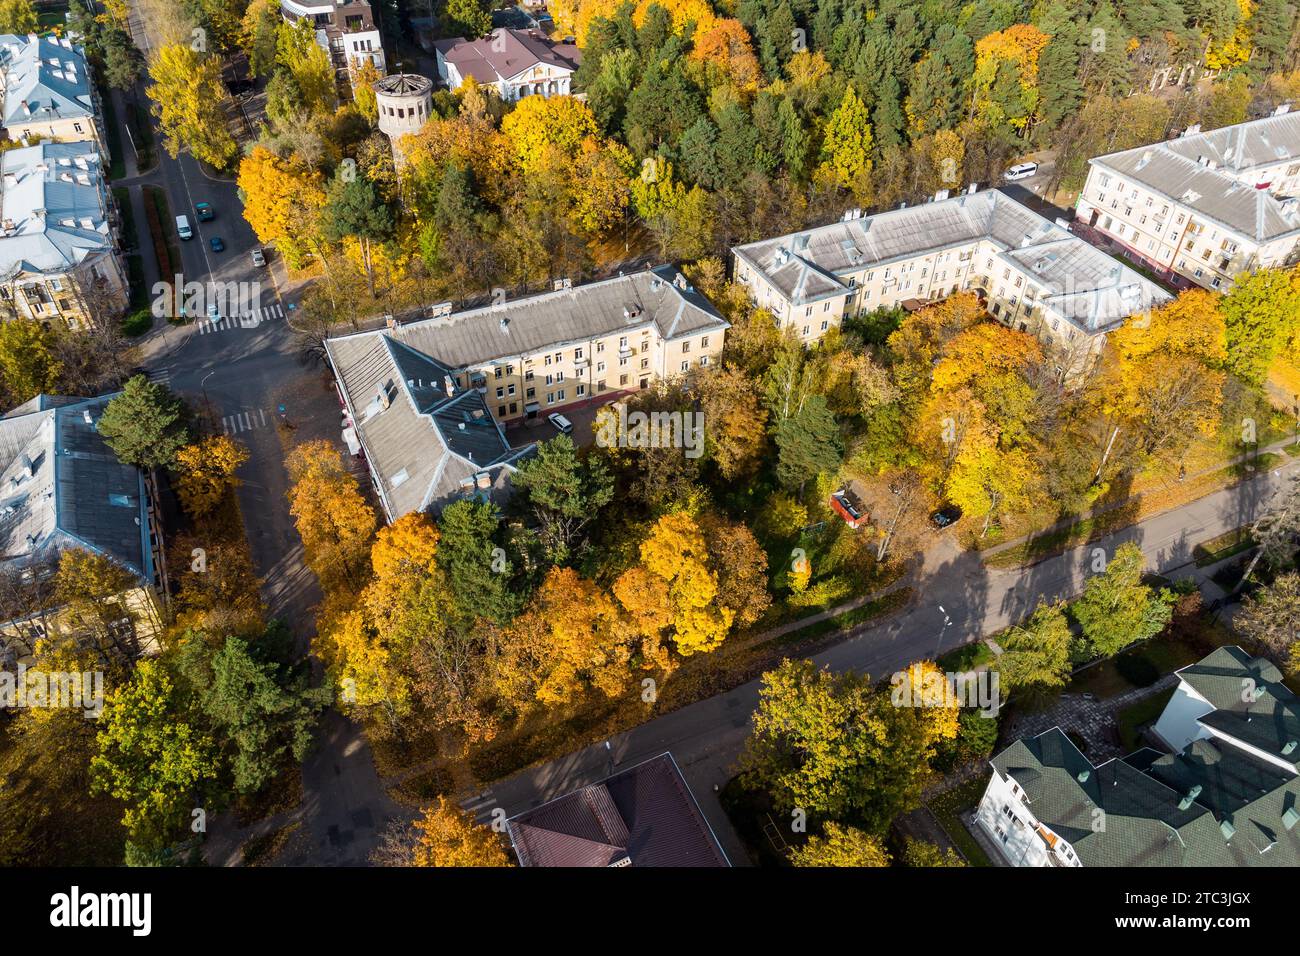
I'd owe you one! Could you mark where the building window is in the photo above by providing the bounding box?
[699,356,709,367]
[682,341,690,353]
[495,387,504,399]
[681,360,689,371]
[576,384,585,397]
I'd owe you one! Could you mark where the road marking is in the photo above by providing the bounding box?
[222,409,269,435]
[145,367,172,386]
[195,305,284,334]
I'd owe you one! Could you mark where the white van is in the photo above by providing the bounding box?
[1003,162,1039,182]
[176,215,193,240]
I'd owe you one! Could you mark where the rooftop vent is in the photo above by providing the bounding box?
[1283,807,1300,831]
[1178,784,1202,810]
[499,316,510,333]
[1283,740,1298,756]
[443,375,454,397]
[377,379,395,410]
[1220,818,1236,840]
[1076,770,1090,783]
[552,277,571,291]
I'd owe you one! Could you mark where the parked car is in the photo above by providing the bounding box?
[250,248,266,267]
[195,202,214,221]
[930,504,962,529]
[1003,162,1039,182]
[209,236,225,252]
[547,412,573,434]
[176,215,192,240]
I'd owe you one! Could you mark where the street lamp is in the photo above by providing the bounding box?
[200,370,216,422]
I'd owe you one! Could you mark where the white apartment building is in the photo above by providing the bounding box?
[0,141,126,327]
[732,187,1168,366]
[325,267,729,520]
[1078,109,1300,291]
[977,647,1300,867]
[279,0,386,78]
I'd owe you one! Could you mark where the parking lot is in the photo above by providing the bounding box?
[504,396,613,449]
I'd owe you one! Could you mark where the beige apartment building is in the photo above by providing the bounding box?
[732,187,1168,367]
[1078,109,1300,291]
[0,140,127,328]
[325,267,730,520]
[0,34,106,159]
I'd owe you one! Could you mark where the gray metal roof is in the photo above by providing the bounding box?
[1091,113,1300,243]
[1163,110,1300,176]
[0,393,151,580]
[733,188,1169,334]
[0,140,113,279]
[325,334,527,522]
[355,266,729,370]
[0,34,94,127]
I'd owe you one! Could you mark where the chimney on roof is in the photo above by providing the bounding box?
[385,314,397,332]
[443,374,454,397]
[378,380,393,410]
[499,316,510,333]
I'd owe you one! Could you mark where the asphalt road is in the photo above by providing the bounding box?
[122,1,404,865]
[475,457,1299,866]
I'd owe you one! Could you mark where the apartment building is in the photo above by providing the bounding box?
[1078,109,1300,291]
[0,141,127,328]
[434,29,581,100]
[732,187,1168,364]
[977,647,1300,867]
[0,34,105,159]
[325,267,728,521]
[279,0,386,78]
[0,394,166,667]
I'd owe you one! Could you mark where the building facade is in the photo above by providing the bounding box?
[0,394,165,668]
[977,647,1300,866]
[0,141,127,328]
[278,0,386,78]
[1077,109,1300,291]
[0,34,106,159]
[732,187,1168,369]
[325,267,728,521]
[434,29,580,100]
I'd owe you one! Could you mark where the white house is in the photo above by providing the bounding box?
[433,29,580,101]
[976,647,1300,866]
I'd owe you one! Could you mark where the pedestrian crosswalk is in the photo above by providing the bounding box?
[461,790,501,826]
[145,366,172,387]
[196,303,285,335]
[221,408,269,435]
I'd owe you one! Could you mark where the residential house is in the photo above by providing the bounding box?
[732,187,1169,370]
[1077,108,1300,291]
[0,140,127,327]
[505,752,731,867]
[434,29,580,100]
[0,34,105,159]
[0,394,165,667]
[278,0,386,78]
[324,266,729,521]
[976,647,1300,866]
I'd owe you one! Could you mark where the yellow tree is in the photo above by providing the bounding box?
[790,822,891,867]
[172,435,249,519]
[1102,289,1227,464]
[614,512,735,657]
[411,797,510,867]
[568,138,634,239]
[147,44,238,169]
[351,58,382,124]
[285,440,377,594]
[633,0,717,35]
[971,25,1049,132]
[237,146,328,269]
[817,86,874,204]
[500,95,599,175]
[497,567,641,706]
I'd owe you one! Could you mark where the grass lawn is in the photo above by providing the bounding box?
[775,587,912,645]
[1117,687,1176,751]
[938,640,995,672]
[925,773,992,867]
[984,452,1286,569]
[1068,626,1236,700]
[1193,526,1256,567]
[120,254,152,336]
